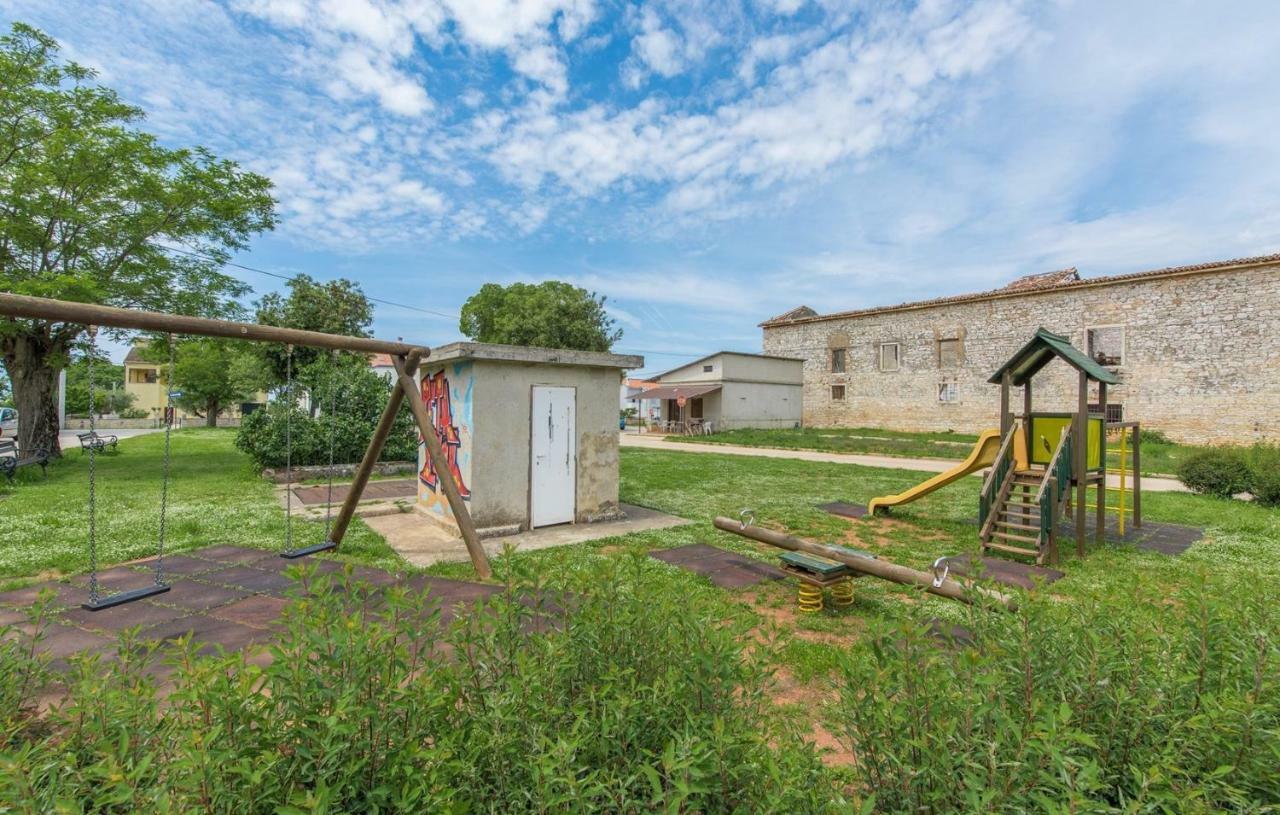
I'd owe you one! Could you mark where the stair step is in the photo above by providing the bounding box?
[990,530,1041,545]
[983,541,1040,557]
[996,520,1041,532]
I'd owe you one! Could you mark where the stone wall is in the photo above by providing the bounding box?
[761,263,1280,444]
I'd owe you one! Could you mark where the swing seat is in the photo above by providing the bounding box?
[280,540,338,559]
[81,582,170,611]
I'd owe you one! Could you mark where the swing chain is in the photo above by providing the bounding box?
[284,344,294,553]
[324,350,340,542]
[155,333,176,587]
[86,326,100,606]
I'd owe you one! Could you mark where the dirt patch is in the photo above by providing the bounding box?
[769,667,855,768]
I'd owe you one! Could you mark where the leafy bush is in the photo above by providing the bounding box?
[235,366,417,469]
[1247,443,1280,507]
[0,563,841,812]
[1177,446,1253,498]
[118,407,149,419]
[1138,427,1172,445]
[833,577,1280,812]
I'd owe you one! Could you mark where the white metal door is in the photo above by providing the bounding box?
[531,386,576,527]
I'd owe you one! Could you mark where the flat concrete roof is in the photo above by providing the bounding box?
[428,341,644,370]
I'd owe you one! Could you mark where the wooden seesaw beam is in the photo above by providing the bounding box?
[711,516,1017,611]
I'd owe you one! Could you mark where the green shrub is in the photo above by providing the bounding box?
[831,577,1280,812]
[1138,427,1172,445]
[1177,446,1253,498]
[1247,443,1280,507]
[118,407,150,419]
[235,366,418,469]
[0,563,842,812]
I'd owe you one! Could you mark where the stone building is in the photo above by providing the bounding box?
[760,254,1280,444]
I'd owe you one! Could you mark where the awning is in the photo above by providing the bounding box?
[633,383,721,401]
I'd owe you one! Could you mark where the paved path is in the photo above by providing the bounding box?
[620,433,1189,493]
[57,427,162,451]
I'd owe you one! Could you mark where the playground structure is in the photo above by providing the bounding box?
[857,328,1144,566]
[0,292,494,609]
[713,515,1017,611]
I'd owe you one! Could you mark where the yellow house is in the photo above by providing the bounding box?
[122,345,266,423]
[123,345,170,419]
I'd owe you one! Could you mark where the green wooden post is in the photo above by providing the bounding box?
[1095,381,1108,545]
[1074,370,1088,556]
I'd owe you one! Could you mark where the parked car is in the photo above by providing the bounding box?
[0,407,16,440]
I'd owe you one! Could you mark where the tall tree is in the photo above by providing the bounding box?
[62,351,132,416]
[0,24,276,455]
[459,281,621,352]
[254,274,374,395]
[169,338,267,427]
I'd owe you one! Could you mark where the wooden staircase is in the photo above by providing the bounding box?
[978,424,1074,565]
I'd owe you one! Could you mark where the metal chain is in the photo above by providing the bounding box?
[155,333,175,587]
[85,326,99,606]
[284,345,293,552]
[324,351,339,542]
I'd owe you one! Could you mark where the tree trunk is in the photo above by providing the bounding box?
[205,398,219,427]
[3,331,69,456]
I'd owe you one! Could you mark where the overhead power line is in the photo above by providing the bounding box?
[159,244,460,321]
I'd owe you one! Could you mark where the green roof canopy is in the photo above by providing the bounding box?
[987,327,1119,386]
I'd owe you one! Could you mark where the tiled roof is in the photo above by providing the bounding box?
[760,253,1280,327]
[1002,267,1079,292]
[123,345,152,365]
[368,353,395,367]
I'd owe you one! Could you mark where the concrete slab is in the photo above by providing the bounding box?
[367,503,689,567]
[293,478,418,506]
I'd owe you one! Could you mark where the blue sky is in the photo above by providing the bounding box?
[4,0,1279,374]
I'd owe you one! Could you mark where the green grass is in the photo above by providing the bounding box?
[667,425,1199,476]
[0,428,403,582]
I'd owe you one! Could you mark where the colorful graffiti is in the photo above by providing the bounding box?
[419,368,471,499]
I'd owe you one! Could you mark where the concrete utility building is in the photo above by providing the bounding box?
[760,254,1280,444]
[415,342,642,536]
[639,351,804,431]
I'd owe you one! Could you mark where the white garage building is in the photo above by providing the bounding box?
[637,351,803,432]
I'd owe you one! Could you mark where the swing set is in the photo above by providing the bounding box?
[0,292,492,611]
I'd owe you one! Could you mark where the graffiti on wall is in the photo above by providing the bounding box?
[418,364,473,519]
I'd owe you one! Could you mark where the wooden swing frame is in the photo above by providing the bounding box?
[0,292,492,578]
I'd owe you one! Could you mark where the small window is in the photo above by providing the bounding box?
[878,343,900,372]
[831,348,846,374]
[938,382,958,403]
[1087,326,1124,367]
[702,364,714,373]
[937,338,960,368]
[831,385,846,401]
[1089,403,1124,422]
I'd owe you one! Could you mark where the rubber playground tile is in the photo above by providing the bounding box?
[649,544,787,589]
[817,501,870,519]
[58,597,189,633]
[197,564,296,595]
[405,575,504,605]
[69,565,164,593]
[0,580,84,611]
[209,595,289,630]
[189,544,278,565]
[35,623,116,661]
[149,579,253,612]
[142,613,271,656]
[939,554,1064,591]
[129,554,224,578]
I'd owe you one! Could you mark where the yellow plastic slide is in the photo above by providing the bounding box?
[867,428,1004,515]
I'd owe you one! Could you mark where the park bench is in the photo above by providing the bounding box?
[0,438,50,482]
[77,431,119,453]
